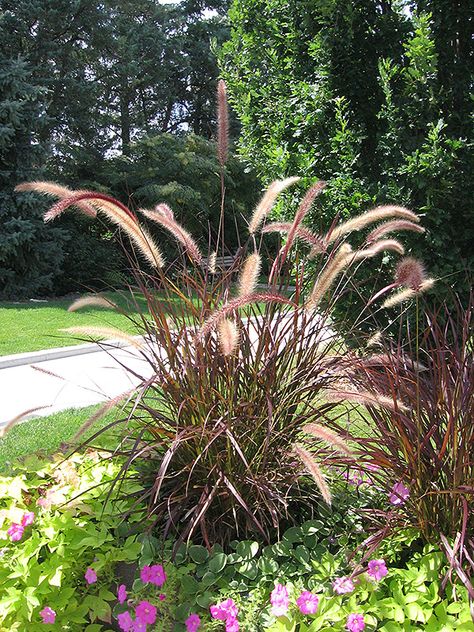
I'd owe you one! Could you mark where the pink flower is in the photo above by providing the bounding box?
[389,481,410,505]
[39,606,56,624]
[185,613,201,631]
[367,559,388,581]
[132,620,146,632]
[149,563,166,586]
[7,523,24,542]
[226,617,239,632]
[117,584,127,604]
[159,594,166,601]
[135,601,157,625]
[346,613,365,631]
[85,567,97,584]
[332,576,355,594]
[118,611,134,632]
[210,598,238,621]
[21,511,35,527]
[296,590,319,614]
[270,583,289,617]
[140,565,152,583]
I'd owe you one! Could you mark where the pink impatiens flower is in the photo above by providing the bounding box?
[185,613,201,631]
[117,584,127,604]
[39,606,56,624]
[159,594,166,601]
[132,619,146,632]
[140,564,166,586]
[367,559,388,581]
[135,601,157,625]
[7,523,24,542]
[389,481,410,505]
[346,613,365,631]
[210,598,238,621]
[296,590,319,614]
[226,617,239,632]
[117,611,134,632]
[21,511,35,527]
[270,583,290,617]
[332,576,355,594]
[85,567,97,584]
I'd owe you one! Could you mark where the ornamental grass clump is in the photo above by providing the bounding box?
[14,81,433,547]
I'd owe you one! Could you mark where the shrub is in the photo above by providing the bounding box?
[326,292,474,599]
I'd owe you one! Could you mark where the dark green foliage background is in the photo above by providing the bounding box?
[221,0,473,316]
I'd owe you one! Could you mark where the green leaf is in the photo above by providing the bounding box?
[235,540,259,560]
[188,545,209,564]
[208,553,227,574]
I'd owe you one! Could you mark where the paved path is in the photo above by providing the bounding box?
[0,342,152,425]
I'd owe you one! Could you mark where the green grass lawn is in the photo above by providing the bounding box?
[0,291,153,356]
[0,404,121,472]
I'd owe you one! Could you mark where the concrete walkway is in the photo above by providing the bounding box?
[0,340,151,425]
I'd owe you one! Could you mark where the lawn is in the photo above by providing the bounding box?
[0,291,151,356]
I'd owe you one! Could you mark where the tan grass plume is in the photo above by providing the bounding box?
[238,252,261,297]
[326,387,408,413]
[292,444,331,505]
[72,390,134,442]
[217,79,229,167]
[326,205,419,244]
[61,326,143,349]
[218,318,239,356]
[248,177,300,234]
[0,406,51,438]
[367,219,425,244]
[68,295,117,312]
[305,244,353,311]
[262,222,326,252]
[15,181,97,217]
[141,205,202,264]
[303,423,353,457]
[382,278,434,309]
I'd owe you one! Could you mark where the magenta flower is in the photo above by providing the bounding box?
[140,565,152,583]
[185,613,201,631]
[117,584,127,604]
[117,611,134,632]
[149,563,166,586]
[132,619,146,632]
[159,593,166,601]
[7,523,24,542]
[332,576,355,594]
[85,567,97,584]
[270,583,290,617]
[296,590,319,614]
[389,481,410,505]
[210,598,238,621]
[367,559,388,581]
[135,601,157,625]
[346,613,365,631]
[39,606,56,624]
[21,511,35,527]
[226,617,240,632]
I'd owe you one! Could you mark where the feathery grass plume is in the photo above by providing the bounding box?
[382,278,435,309]
[248,177,300,234]
[217,79,229,167]
[262,222,326,252]
[208,251,217,274]
[154,202,174,220]
[325,205,420,244]
[61,326,143,349]
[303,423,353,457]
[238,252,261,297]
[197,292,294,341]
[305,244,353,311]
[326,387,408,413]
[360,238,405,257]
[281,181,326,256]
[44,191,164,269]
[140,205,202,264]
[72,390,134,442]
[292,444,331,505]
[395,257,426,290]
[366,331,383,348]
[15,181,97,217]
[68,295,117,312]
[0,406,51,438]
[218,318,240,356]
[367,219,425,244]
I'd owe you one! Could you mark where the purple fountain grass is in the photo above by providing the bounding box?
[262,222,326,252]
[366,219,425,244]
[217,79,229,168]
[248,177,300,234]
[68,295,117,312]
[15,181,97,217]
[237,252,261,297]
